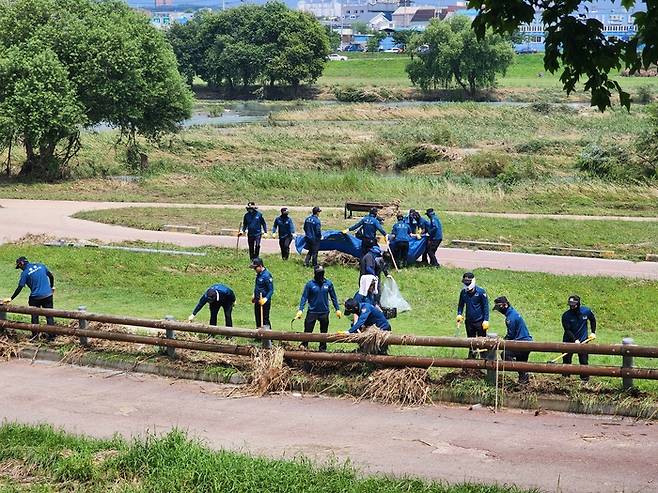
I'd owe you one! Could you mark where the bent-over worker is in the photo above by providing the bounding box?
[188,283,236,327]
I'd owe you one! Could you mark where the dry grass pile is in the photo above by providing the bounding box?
[360,368,431,407]
[344,326,390,354]
[0,333,28,361]
[322,251,359,267]
[246,346,292,396]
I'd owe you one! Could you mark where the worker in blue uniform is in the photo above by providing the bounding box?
[272,207,295,260]
[343,298,391,333]
[250,257,274,329]
[493,296,533,384]
[295,266,342,351]
[561,294,597,381]
[3,256,56,340]
[422,208,443,267]
[345,207,386,257]
[303,206,322,267]
[239,202,267,260]
[389,214,412,268]
[456,272,490,358]
[188,283,236,327]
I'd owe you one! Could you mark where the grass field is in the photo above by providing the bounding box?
[73,206,658,261]
[1,242,656,389]
[1,103,657,217]
[320,53,658,100]
[0,424,539,493]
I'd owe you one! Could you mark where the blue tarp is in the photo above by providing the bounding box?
[295,230,427,263]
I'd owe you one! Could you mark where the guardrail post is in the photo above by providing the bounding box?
[485,332,498,386]
[163,315,176,358]
[77,306,89,346]
[622,337,635,390]
[262,323,272,350]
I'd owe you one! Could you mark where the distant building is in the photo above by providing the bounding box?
[392,6,438,30]
[150,11,194,29]
[298,0,342,18]
[154,0,173,7]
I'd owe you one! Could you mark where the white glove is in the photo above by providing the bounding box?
[188,314,195,322]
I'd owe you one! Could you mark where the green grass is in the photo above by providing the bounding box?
[1,103,657,217]
[1,242,657,389]
[0,423,539,493]
[74,206,658,261]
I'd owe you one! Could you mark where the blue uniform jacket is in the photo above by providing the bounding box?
[303,214,322,241]
[390,220,412,242]
[349,302,391,333]
[353,291,376,305]
[272,215,295,238]
[561,306,596,342]
[242,210,267,237]
[404,215,421,233]
[417,217,430,235]
[193,284,234,315]
[18,262,53,299]
[503,307,533,341]
[457,286,489,323]
[299,279,339,314]
[349,214,386,240]
[427,213,443,241]
[254,268,274,301]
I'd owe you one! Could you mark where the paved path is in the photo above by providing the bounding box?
[1,199,658,280]
[2,359,656,493]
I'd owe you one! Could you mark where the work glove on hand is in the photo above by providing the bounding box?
[456,315,463,324]
[1,298,11,305]
[258,297,268,306]
[415,234,422,240]
[482,321,490,331]
[386,274,393,279]
[342,229,349,235]
[589,333,597,340]
[335,310,342,319]
[187,314,195,322]
[295,310,303,320]
[574,339,581,344]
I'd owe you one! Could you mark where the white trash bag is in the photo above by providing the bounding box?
[380,276,411,313]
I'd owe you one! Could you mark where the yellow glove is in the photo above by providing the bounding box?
[456,314,463,324]
[337,331,350,335]
[482,321,490,331]
[415,234,422,240]
[271,233,278,239]
[589,333,597,340]
[335,310,342,319]
[187,314,195,322]
[258,297,268,306]
[342,229,349,235]
[295,310,303,320]
[1,298,11,305]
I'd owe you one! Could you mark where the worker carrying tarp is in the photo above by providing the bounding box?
[493,296,533,384]
[561,294,597,382]
[295,230,427,263]
[303,206,322,267]
[295,265,342,352]
[344,207,387,257]
[239,202,267,260]
[188,283,236,327]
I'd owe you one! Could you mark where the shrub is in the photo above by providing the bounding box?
[430,126,457,146]
[349,144,390,170]
[530,102,552,114]
[636,86,655,104]
[395,144,446,170]
[576,142,655,182]
[464,152,508,178]
[333,86,384,103]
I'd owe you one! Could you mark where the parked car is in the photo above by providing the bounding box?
[515,46,538,54]
[327,53,348,61]
[383,47,402,53]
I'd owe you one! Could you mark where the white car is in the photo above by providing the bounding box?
[328,53,348,61]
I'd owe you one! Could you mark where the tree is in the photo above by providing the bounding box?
[367,32,387,52]
[351,21,369,35]
[0,0,193,179]
[325,25,341,52]
[172,2,329,92]
[406,16,514,95]
[392,30,412,50]
[466,0,658,111]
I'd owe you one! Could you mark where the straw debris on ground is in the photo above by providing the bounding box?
[0,334,28,361]
[359,368,432,407]
[246,347,293,396]
[344,326,390,354]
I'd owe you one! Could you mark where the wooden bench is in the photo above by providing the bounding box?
[550,247,615,259]
[344,201,391,219]
[450,239,513,252]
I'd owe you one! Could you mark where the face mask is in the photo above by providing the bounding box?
[463,279,475,290]
[314,272,325,283]
[494,304,507,313]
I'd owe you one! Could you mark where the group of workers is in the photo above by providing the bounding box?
[239,203,443,269]
[3,247,598,384]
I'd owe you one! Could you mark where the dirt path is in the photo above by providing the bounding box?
[1,359,656,493]
[2,199,658,280]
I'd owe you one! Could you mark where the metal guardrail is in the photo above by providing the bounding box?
[1,305,656,389]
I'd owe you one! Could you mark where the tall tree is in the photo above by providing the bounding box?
[0,0,193,179]
[467,0,658,110]
[406,16,514,94]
